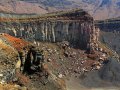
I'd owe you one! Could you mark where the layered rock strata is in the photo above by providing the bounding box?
[0,9,99,49]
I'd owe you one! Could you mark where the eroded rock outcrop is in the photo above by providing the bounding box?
[0,34,45,84]
[0,9,108,90]
[0,9,99,49]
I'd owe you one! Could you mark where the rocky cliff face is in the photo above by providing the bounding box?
[95,18,120,57]
[96,18,120,32]
[1,9,120,90]
[0,9,99,49]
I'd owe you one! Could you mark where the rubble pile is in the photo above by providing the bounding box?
[0,33,118,90]
[0,34,63,90]
[36,41,109,79]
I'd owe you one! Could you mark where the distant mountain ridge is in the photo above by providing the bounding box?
[68,0,120,20]
[0,0,120,20]
[0,0,48,14]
